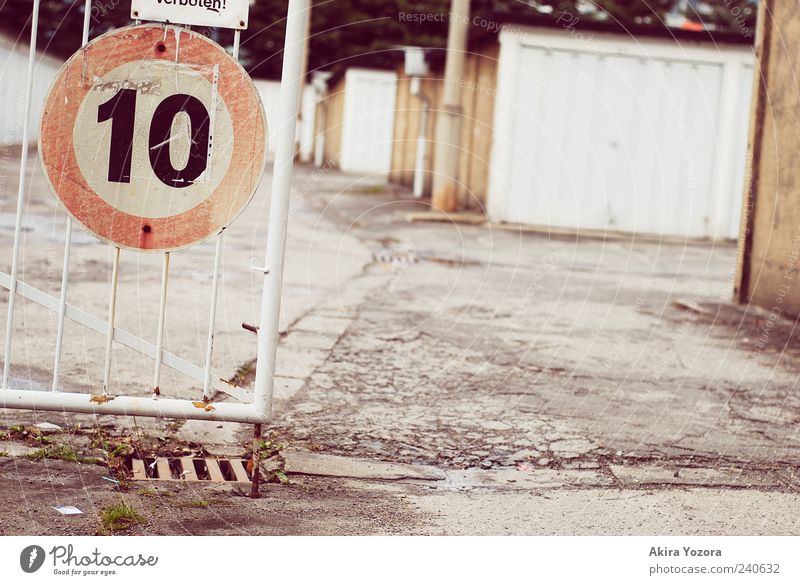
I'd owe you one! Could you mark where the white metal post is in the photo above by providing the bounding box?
[52,0,92,392]
[410,77,429,198]
[232,29,241,60]
[102,247,121,395]
[203,235,223,400]
[52,219,73,391]
[152,252,170,394]
[252,0,309,417]
[2,0,41,389]
[201,28,241,401]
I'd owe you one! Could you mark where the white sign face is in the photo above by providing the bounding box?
[72,59,234,219]
[131,0,250,30]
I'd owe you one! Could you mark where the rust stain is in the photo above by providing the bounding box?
[192,401,216,412]
[90,394,115,404]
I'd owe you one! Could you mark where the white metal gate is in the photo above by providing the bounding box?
[0,0,309,423]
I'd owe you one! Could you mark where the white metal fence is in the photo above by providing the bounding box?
[0,0,309,423]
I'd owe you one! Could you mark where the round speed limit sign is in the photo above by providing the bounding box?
[39,25,267,251]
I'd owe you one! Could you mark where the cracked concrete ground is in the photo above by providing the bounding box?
[269,179,800,483]
[1,153,800,534]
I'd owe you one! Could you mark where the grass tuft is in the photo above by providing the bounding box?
[27,444,101,465]
[100,502,144,533]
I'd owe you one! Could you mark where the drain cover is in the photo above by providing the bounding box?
[129,457,251,483]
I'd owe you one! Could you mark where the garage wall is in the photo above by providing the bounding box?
[390,72,442,194]
[339,68,397,174]
[318,75,346,165]
[735,0,800,317]
[487,26,754,239]
[390,43,499,205]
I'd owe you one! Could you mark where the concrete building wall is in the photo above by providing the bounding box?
[318,75,347,166]
[736,0,800,317]
[0,35,62,145]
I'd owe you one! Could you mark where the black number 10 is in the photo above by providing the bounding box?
[97,88,210,188]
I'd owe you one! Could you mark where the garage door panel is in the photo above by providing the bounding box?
[497,38,736,239]
[567,51,610,230]
[341,69,397,174]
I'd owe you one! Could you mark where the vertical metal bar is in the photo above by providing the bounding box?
[252,0,309,416]
[101,247,121,395]
[232,29,241,60]
[152,252,170,395]
[413,90,430,199]
[51,220,72,391]
[1,0,41,389]
[202,236,223,400]
[51,0,92,392]
[196,30,242,400]
[250,423,262,498]
[81,0,91,45]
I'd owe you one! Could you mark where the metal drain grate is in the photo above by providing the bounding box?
[129,457,251,483]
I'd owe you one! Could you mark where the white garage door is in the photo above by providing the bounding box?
[488,29,754,239]
[340,68,397,175]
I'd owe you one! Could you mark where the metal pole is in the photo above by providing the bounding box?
[252,0,309,417]
[2,0,41,389]
[410,77,430,198]
[249,0,309,499]
[152,252,169,395]
[81,0,91,44]
[52,220,72,391]
[250,423,262,498]
[432,0,470,212]
[202,235,223,400]
[52,0,92,392]
[101,247,121,395]
[232,29,241,60]
[197,30,241,401]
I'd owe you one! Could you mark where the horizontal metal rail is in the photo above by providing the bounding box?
[0,271,250,402]
[0,388,267,423]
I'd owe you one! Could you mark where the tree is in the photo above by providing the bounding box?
[0,0,756,79]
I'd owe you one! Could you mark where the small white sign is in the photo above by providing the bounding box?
[52,505,83,515]
[131,0,249,30]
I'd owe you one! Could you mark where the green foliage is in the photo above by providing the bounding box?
[273,469,289,484]
[7,424,52,444]
[257,439,285,458]
[0,1,756,81]
[27,444,101,465]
